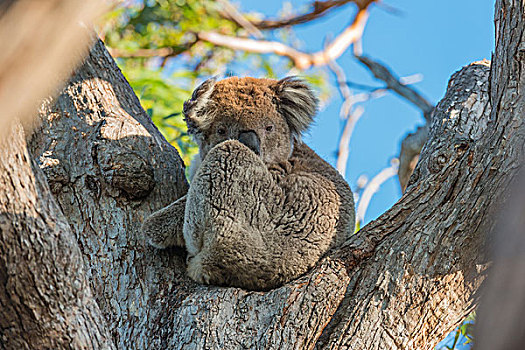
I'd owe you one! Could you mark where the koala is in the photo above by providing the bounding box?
[143,76,355,291]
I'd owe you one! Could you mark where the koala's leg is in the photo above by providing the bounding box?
[185,220,276,290]
[142,194,187,249]
[184,140,280,290]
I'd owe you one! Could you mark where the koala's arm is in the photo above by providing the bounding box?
[142,194,187,249]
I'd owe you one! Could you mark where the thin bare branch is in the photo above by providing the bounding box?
[329,58,360,176]
[216,0,264,38]
[108,39,198,58]
[343,80,382,91]
[374,1,404,16]
[336,107,364,176]
[199,7,370,70]
[107,1,373,68]
[344,89,387,106]
[108,47,175,58]
[356,55,434,120]
[328,58,386,176]
[355,159,399,224]
[196,31,311,67]
[251,0,365,29]
[328,58,352,114]
[354,55,434,191]
[399,73,423,85]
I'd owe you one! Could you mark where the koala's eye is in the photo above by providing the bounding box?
[217,127,226,135]
[266,125,274,132]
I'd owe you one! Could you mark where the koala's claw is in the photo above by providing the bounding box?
[187,254,212,285]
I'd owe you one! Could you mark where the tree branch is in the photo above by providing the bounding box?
[198,5,371,70]
[107,1,374,67]
[354,54,435,191]
[23,1,523,347]
[34,38,520,349]
[2,0,521,348]
[108,39,198,58]
[336,106,364,176]
[1,124,115,349]
[250,0,366,29]
[108,47,175,58]
[474,1,525,345]
[216,0,264,38]
[397,125,428,192]
[328,58,385,177]
[318,61,497,349]
[329,58,357,177]
[356,55,434,120]
[30,40,189,348]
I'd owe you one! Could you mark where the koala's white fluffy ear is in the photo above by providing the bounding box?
[273,77,319,141]
[183,77,217,134]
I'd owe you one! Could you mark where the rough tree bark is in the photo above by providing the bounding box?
[1,0,522,349]
[0,124,115,349]
[474,0,525,348]
[29,42,189,348]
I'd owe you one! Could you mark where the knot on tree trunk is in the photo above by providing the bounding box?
[97,145,155,199]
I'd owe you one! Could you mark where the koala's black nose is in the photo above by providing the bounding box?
[238,130,260,155]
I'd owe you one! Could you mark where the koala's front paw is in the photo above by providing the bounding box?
[142,217,172,249]
[186,254,212,285]
[142,196,187,249]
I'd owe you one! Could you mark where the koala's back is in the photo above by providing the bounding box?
[263,143,355,284]
[284,142,355,247]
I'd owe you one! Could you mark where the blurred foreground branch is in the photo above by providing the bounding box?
[475,169,525,350]
[0,0,105,135]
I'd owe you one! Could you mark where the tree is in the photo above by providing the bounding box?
[99,0,449,229]
[0,1,523,349]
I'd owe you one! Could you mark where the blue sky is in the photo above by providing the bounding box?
[237,0,495,226]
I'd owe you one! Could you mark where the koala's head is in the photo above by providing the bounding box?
[183,76,318,164]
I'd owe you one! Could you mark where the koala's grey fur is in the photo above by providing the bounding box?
[143,76,355,291]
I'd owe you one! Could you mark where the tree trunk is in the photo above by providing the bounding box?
[473,0,525,348]
[29,41,189,348]
[0,0,522,349]
[0,123,115,350]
